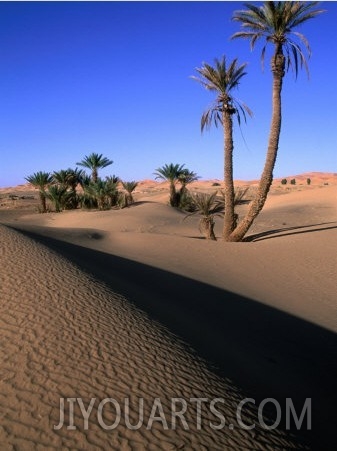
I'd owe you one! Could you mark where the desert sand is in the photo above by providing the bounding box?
[0,172,336,450]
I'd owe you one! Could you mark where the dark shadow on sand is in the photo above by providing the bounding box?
[9,225,337,449]
[245,221,337,242]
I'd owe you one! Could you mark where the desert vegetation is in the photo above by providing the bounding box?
[25,2,324,242]
[192,2,323,242]
[26,153,138,213]
[154,163,199,209]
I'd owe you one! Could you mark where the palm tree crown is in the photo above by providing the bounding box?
[154,163,186,183]
[178,169,199,188]
[191,56,252,130]
[76,153,113,183]
[231,2,325,77]
[154,163,187,208]
[25,171,53,189]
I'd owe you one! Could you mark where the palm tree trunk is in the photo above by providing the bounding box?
[228,53,285,242]
[201,217,216,240]
[39,191,47,213]
[170,181,178,207]
[222,111,236,240]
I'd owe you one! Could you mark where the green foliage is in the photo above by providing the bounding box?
[25,171,53,189]
[25,171,53,213]
[184,191,224,240]
[83,179,115,210]
[46,185,70,212]
[290,179,296,185]
[191,56,252,130]
[154,163,186,183]
[121,181,138,206]
[178,169,199,187]
[281,178,288,185]
[307,178,311,185]
[231,2,324,78]
[154,163,200,208]
[77,153,113,183]
[106,175,120,185]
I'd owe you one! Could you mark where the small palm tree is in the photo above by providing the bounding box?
[178,169,199,194]
[46,185,69,213]
[84,179,117,210]
[184,191,224,241]
[25,171,53,213]
[52,169,71,189]
[192,56,252,240]
[121,181,138,206]
[65,168,85,191]
[76,153,113,183]
[105,176,121,207]
[230,1,324,242]
[154,163,186,207]
[52,168,84,210]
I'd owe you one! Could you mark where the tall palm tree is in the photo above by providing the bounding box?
[25,171,53,213]
[192,56,252,239]
[154,163,186,207]
[230,1,324,242]
[76,153,113,183]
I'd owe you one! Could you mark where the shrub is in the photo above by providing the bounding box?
[212,182,221,186]
[290,179,296,185]
[281,178,287,185]
[307,178,311,185]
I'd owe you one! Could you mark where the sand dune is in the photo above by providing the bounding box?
[0,178,336,449]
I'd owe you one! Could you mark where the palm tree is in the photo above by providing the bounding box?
[84,179,118,210]
[192,56,252,240]
[230,1,324,242]
[178,169,199,194]
[25,171,53,213]
[76,153,113,183]
[46,185,69,213]
[105,175,121,207]
[184,191,224,240]
[121,181,138,205]
[154,163,186,207]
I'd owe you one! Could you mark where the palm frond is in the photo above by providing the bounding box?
[154,163,186,182]
[231,1,325,78]
[184,191,224,218]
[192,55,251,130]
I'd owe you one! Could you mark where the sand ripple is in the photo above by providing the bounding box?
[0,225,306,450]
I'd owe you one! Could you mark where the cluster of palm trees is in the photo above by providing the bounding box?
[154,163,199,208]
[192,1,323,241]
[154,162,249,240]
[25,153,138,213]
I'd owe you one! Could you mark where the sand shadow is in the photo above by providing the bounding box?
[9,225,337,449]
[245,221,337,242]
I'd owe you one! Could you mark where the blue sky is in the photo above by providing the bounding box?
[0,1,336,187]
